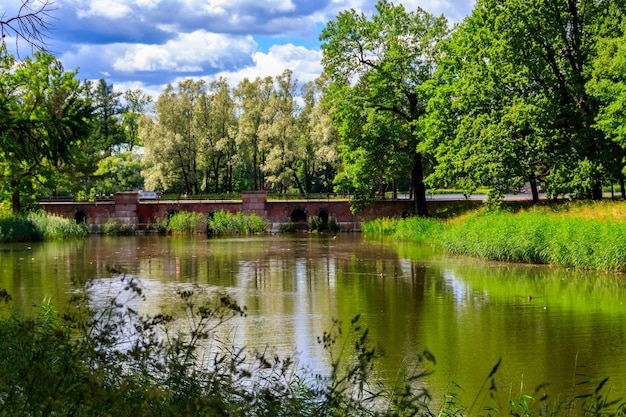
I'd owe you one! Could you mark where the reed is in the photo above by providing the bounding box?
[0,211,87,242]
[363,200,626,272]
[206,210,269,235]
[165,210,205,234]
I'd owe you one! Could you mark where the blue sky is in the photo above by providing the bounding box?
[3,0,475,98]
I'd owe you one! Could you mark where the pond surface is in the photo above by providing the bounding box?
[1,234,625,408]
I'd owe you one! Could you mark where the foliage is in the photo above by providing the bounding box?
[425,0,626,202]
[0,211,87,242]
[165,211,205,235]
[93,151,144,196]
[0,51,92,213]
[25,211,88,239]
[102,219,136,236]
[206,210,268,235]
[320,0,448,216]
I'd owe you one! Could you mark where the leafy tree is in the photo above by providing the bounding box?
[428,0,626,201]
[121,89,152,152]
[259,70,303,194]
[93,152,144,196]
[196,77,237,193]
[298,74,340,193]
[234,76,274,190]
[0,52,91,212]
[141,80,204,195]
[86,79,124,157]
[321,0,448,215]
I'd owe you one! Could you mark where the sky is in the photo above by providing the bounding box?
[3,0,475,99]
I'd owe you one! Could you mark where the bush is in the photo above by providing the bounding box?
[103,219,136,236]
[206,211,269,235]
[0,211,87,242]
[166,211,205,234]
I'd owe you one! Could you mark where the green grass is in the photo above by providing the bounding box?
[206,210,269,235]
[363,200,626,272]
[0,211,87,242]
[165,211,206,234]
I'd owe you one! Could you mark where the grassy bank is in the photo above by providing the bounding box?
[0,282,620,417]
[0,211,88,242]
[363,200,626,272]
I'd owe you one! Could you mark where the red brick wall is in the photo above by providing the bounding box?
[40,193,463,232]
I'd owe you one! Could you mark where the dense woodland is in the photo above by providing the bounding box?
[2,0,626,216]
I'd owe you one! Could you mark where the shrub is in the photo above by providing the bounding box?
[206,211,269,235]
[103,219,136,236]
[166,211,205,234]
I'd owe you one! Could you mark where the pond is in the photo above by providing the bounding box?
[1,234,625,409]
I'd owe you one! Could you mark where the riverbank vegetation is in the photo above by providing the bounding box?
[0,211,88,242]
[0,282,621,417]
[364,200,626,272]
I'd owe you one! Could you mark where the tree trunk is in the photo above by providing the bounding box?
[11,182,21,214]
[530,177,540,203]
[621,174,625,199]
[412,152,428,217]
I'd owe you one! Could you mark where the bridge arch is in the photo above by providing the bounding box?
[74,209,88,224]
[290,208,308,223]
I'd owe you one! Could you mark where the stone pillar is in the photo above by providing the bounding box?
[114,192,139,226]
[242,191,267,217]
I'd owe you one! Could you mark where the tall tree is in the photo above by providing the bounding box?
[121,89,152,152]
[0,52,91,212]
[259,70,303,194]
[320,0,448,215]
[234,76,274,190]
[298,74,339,193]
[427,0,626,201]
[196,77,237,193]
[141,80,203,195]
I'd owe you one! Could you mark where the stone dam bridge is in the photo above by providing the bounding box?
[40,191,460,233]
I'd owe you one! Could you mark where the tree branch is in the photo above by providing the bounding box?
[1,0,57,55]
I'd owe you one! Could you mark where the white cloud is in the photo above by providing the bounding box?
[76,0,132,19]
[111,31,258,73]
[215,43,323,85]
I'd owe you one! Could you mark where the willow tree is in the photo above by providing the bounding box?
[141,80,204,195]
[234,76,274,190]
[298,74,339,194]
[320,0,448,215]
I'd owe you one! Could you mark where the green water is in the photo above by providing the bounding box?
[1,234,625,407]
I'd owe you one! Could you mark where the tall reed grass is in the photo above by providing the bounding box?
[165,211,206,234]
[0,211,87,242]
[363,201,626,272]
[206,210,269,235]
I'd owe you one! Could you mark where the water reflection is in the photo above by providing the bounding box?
[1,235,625,408]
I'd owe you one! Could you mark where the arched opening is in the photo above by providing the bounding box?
[316,209,329,230]
[75,210,87,224]
[290,208,307,223]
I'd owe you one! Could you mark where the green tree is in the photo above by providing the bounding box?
[427,0,626,201]
[234,76,274,190]
[93,152,144,196]
[121,89,152,152]
[86,79,124,157]
[298,74,339,193]
[259,70,303,194]
[0,52,91,212]
[196,77,237,193]
[320,0,448,215]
